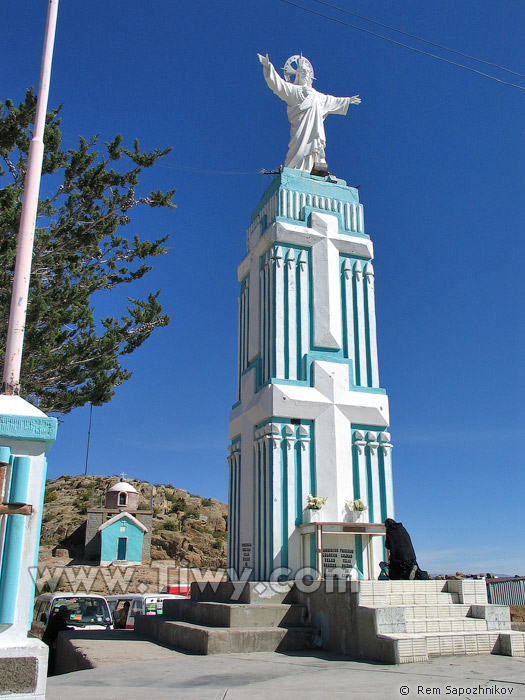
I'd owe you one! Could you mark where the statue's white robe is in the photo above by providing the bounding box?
[263,62,350,172]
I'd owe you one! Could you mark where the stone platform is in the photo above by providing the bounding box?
[135,579,525,664]
[136,582,317,654]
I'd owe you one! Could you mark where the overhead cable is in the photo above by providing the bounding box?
[157,163,260,176]
[311,0,525,79]
[280,0,525,91]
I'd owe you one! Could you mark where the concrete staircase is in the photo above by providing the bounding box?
[357,580,525,663]
[135,581,318,654]
[135,579,525,663]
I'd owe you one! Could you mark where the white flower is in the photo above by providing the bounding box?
[306,494,327,510]
[346,498,367,512]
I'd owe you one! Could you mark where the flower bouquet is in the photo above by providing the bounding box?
[345,498,368,522]
[303,494,327,523]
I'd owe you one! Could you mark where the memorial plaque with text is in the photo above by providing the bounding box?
[241,542,252,572]
[322,546,355,578]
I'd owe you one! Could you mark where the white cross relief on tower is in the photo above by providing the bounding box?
[309,211,344,349]
[243,209,374,365]
[233,358,389,507]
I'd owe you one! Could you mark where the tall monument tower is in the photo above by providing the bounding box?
[228,56,394,582]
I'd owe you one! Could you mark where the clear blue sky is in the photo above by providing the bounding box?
[4,1,524,574]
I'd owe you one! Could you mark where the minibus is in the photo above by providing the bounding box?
[106,593,186,629]
[32,592,113,638]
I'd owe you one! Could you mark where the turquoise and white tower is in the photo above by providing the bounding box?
[228,168,394,581]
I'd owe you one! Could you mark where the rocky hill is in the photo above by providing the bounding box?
[40,475,227,569]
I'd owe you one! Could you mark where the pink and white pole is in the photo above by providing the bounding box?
[2,0,60,396]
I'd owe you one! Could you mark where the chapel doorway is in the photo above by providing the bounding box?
[117,537,127,560]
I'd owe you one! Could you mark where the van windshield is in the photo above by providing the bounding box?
[50,597,111,628]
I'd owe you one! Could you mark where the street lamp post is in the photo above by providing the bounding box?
[2,0,60,396]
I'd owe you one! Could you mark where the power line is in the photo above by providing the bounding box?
[51,137,275,178]
[310,0,525,80]
[157,163,261,176]
[279,0,525,91]
[57,135,263,176]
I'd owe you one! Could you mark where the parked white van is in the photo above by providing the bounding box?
[106,594,186,629]
[31,593,113,638]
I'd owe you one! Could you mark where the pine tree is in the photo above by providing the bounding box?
[0,90,176,413]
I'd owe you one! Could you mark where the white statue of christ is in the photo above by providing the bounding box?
[258,53,361,172]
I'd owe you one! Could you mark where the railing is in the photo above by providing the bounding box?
[486,577,525,605]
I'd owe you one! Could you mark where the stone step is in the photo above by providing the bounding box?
[360,592,460,607]
[405,604,473,620]
[136,616,317,655]
[359,580,488,604]
[379,630,525,664]
[189,581,295,605]
[405,618,488,633]
[364,604,474,621]
[162,599,306,629]
[360,581,449,594]
[499,632,525,657]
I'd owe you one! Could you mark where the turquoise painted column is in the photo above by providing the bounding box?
[0,445,11,573]
[0,456,31,624]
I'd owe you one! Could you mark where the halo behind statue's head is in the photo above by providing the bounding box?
[283,55,315,83]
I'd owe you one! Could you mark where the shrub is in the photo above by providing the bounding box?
[162,520,178,531]
[184,506,200,518]
[168,497,186,512]
[44,490,58,503]
[72,488,91,512]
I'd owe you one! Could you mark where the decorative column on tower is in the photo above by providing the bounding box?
[227,55,395,582]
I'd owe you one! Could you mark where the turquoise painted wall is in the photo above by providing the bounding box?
[100,518,144,563]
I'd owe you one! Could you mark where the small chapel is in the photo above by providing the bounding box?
[84,478,153,566]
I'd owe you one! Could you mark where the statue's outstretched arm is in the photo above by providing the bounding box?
[258,53,294,102]
[257,53,270,68]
